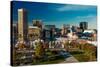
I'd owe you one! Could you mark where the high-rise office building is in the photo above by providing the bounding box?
[43,25,56,41]
[44,25,55,30]
[61,24,70,35]
[12,23,18,44]
[28,26,41,41]
[80,22,88,31]
[33,20,42,29]
[18,9,28,42]
[71,26,77,32]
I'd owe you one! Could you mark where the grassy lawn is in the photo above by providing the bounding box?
[71,53,90,62]
[70,50,96,62]
[32,56,65,65]
[38,58,64,64]
[32,51,65,65]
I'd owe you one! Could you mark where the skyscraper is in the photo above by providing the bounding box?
[12,23,18,44]
[33,20,42,29]
[80,22,88,32]
[18,9,28,42]
[61,24,70,35]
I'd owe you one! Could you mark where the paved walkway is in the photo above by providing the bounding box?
[60,52,78,63]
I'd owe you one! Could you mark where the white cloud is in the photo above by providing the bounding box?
[76,15,97,19]
[57,5,94,12]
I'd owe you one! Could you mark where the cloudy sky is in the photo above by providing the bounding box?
[12,1,97,29]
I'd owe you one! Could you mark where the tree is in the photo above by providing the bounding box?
[35,41,44,58]
[12,46,16,65]
[64,41,70,52]
[82,43,97,61]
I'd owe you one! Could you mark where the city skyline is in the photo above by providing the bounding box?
[12,1,97,29]
[11,1,97,66]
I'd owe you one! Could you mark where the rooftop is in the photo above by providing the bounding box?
[29,26,38,28]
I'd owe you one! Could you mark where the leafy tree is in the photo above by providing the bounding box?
[64,41,70,51]
[35,41,44,58]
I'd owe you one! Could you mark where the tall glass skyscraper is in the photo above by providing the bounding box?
[80,22,88,32]
[18,9,28,42]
